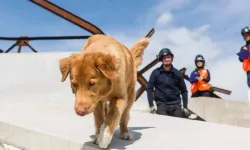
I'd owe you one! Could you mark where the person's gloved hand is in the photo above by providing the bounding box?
[150,106,156,114]
[196,76,203,81]
[182,108,190,117]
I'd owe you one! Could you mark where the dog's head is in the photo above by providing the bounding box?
[59,52,117,116]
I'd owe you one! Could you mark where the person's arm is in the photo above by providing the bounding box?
[189,71,198,83]
[178,73,188,108]
[146,70,157,107]
[202,69,210,82]
[239,46,245,62]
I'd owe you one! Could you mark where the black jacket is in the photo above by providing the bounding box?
[146,64,188,108]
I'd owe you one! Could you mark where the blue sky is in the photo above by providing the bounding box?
[1,0,250,101]
[0,0,160,52]
[0,0,156,35]
[0,0,247,52]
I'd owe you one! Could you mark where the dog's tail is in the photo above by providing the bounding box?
[130,38,150,68]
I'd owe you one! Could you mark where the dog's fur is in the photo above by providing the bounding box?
[59,34,150,148]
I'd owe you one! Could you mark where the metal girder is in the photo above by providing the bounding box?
[0,36,90,41]
[1,36,90,53]
[135,28,155,100]
[29,0,105,35]
[137,58,159,76]
[4,40,38,53]
[2,0,103,53]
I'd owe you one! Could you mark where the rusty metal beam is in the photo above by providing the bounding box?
[137,75,148,88]
[0,36,90,41]
[179,67,190,80]
[17,45,22,53]
[136,86,146,101]
[134,28,155,101]
[4,41,19,53]
[24,41,38,53]
[145,28,155,38]
[4,40,38,53]
[210,86,231,95]
[29,0,105,35]
[138,58,159,75]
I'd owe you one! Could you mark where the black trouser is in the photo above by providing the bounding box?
[191,90,210,97]
[247,71,250,88]
[156,104,186,118]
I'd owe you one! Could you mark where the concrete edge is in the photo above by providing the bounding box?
[0,121,84,150]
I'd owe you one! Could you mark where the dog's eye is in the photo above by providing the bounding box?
[89,79,96,86]
[71,82,77,88]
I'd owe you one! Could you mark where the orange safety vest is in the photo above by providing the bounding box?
[191,82,198,93]
[243,58,250,72]
[190,69,210,93]
[242,46,250,72]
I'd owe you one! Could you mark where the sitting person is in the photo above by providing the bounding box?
[146,48,189,118]
[189,54,211,97]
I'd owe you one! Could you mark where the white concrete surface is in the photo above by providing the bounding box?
[1,52,250,150]
[1,99,250,150]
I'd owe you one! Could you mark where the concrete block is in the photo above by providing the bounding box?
[237,119,250,128]
[189,97,250,128]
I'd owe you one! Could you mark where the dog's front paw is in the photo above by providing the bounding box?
[97,124,113,149]
[120,131,133,140]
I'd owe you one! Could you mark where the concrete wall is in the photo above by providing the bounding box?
[1,53,250,149]
[189,97,250,128]
[0,52,151,113]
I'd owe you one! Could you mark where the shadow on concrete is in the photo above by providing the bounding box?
[83,126,155,150]
[187,109,206,122]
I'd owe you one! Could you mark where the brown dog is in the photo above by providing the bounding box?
[59,34,150,148]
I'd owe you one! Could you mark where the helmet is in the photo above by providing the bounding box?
[241,27,250,36]
[195,54,205,63]
[157,48,174,61]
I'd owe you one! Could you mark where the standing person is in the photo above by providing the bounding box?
[189,54,211,97]
[146,48,190,118]
[237,27,250,101]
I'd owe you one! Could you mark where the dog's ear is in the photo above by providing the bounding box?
[96,53,117,79]
[59,56,73,82]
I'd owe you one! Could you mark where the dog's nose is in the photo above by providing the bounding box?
[75,107,87,116]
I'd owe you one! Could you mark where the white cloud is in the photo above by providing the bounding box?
[105,0,250,104]
[154,0,192,14]
[156,12,173,27]
[191,0,250,26]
